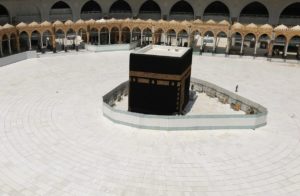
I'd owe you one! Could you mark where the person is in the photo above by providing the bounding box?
[235,85,239,92]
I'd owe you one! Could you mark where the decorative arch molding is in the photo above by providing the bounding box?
[279,2,300,26]
[80,0,102,20]
[0,3,10,25]
[49,1,73,22]
[203,1,230,22]
[138,0,161,20]
[109,0,132,19]
[239,1,269,24]
[169,0,194,21]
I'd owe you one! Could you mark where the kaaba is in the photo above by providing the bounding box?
[129,45,193,115]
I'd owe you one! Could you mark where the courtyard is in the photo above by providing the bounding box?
[0,51,300,195]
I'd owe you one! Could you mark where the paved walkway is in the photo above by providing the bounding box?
[0,52,300,195]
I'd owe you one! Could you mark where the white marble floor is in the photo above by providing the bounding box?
[0,51,300,196]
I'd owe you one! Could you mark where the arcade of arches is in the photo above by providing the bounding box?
[0,19,300,59]
[1,1,300,24]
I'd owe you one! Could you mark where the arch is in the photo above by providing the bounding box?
[142,28,152,46]
[154,28,164,45]
[0,4,9,25]
[55,29,65,51]
[100,27,109,45]
[109,0,132,19]
[138,0,161,20]
[239,1,269,24]
[230,32,243,54]
[2,34,9,56]
[110,27,120,44]
[203,31,215,53]
[256,34,270,57]
[279,3,300,26]
[287,35,300,59]
[49,1,73,22]
[166,29,177,46]
[203,1,230,21]
[31,30,41,52]
[189,30,200,51]
[132,27,141,45]
[121,27,130,43]
[170,1,194,21]
[81,0,102,20]
[272,35,286,58]
[42,30,53,51]
[19,31,30,52]
[178,29,188,47]
[243,33,256,56]
[78,28,87,44]
[66,29,76,50]
[90,28,99,45]
[10,33,18,54]
[15,5,41,23]
[215,31,227,53]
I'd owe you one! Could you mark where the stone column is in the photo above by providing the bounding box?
[98,30,101,45]
[267,40,273,59]
[16,36,20,52]
[52,35,56,52]
[86,32,90,44]
[226,36,231,55]
[140,31,143,46]
[108,31,111,44]
[8,38,11,54]
[254,39,259,56]
[284,41,288,58]
[200,36,204,52]
[119,30,122,44]
[130,31,133,43]
[151,31,155,45]
[29,36,32,51]
[213,36,217,53]
[187,34,191,47]
[175,34,178,46]
[240,37,244,55]
[40,35,43,48]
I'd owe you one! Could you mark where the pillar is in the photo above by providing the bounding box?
[175,34,178,46]
[119,30,122,44]
[187,34,191,47]
[130,31,133,43]
[16,36,20,52]
[226,36,231,55]
[267,40,273,59]
[140,31,143,46]
[151,31,155,45]
[8,38,11,54]
[254,39,258,56]
[40,35,43,48]
[200,36,204,51]
[29,35,32,51]
[240,37,244,55]
[213,36,217,53]
[108,31,111,44]
[98,30,101,45]
[284,41,288,58]
[86,32,90,44]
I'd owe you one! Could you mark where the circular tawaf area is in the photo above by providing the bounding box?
[0,51,300,195]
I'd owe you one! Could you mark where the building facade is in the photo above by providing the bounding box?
[0,0,300,25]
[0,0,300,60]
